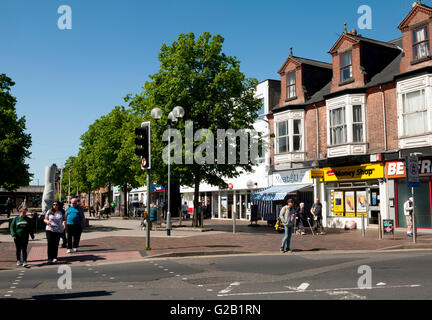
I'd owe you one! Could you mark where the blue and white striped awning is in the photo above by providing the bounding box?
[250,184,311,201]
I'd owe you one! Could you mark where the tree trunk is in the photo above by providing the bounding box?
[192,168,201,227]
[123,183,128,218]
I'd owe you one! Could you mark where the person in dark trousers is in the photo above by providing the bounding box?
[295,202,307,235]
[59,202,67,248]
[10,208,34,267]
[44,201,66,264]
[311,197,325,235]
[5,197,14,218]
[66,198,86,253]
[279,199,296,253]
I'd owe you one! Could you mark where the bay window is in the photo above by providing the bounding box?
[329,107,347,145]
[275,117,304,154]
[402,89,428,136]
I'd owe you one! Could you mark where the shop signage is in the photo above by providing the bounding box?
[273,169,312,186]
[383,219,394,235]
[323,164,384,182]
[386,158,432,178]
[309,170,324,179]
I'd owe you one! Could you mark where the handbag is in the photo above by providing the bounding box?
[275,219,284,233]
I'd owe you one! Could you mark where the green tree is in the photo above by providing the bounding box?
[0,74,32,190]
[79,106,144,217]
[126,32,261,226]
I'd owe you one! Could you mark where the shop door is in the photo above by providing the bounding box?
[368,188,380,225]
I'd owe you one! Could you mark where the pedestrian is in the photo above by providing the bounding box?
[311,197,325,235]
[18,198,28,211]
[5,197,14,218]
[66,198,86,253]
[59,201,67,248]
[44,201,66,264]
[94,200,100,218]
[404,197,414,237]
[279,199,296,253]
[198,201,206,227]
[149,202,158,230]
[10,208,35,267]
[182,202,189,220]
[295,202,307,235]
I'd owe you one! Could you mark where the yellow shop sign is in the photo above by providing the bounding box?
[323,163,384,182]
[309,170,324,179]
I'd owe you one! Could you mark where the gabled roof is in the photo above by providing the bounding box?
[329,33,399,54]
[278,55,332,74]
[398,3,432,31]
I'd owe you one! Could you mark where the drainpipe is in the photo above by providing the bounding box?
[314,104,320,159]
[380,85,388,151]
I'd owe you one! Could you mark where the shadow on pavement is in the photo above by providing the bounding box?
[83,226,133,233]
[29,254,107,266]
[32,290,114,300]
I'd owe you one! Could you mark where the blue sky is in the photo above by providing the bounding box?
[0,0,417,185]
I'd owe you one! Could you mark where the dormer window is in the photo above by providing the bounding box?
[286,71,296,99]
[413,26,430,60]
[340,51,352,82]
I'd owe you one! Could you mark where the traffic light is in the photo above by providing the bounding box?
[135,121,151,169]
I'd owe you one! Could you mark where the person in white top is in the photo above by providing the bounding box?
[403,197,414,237]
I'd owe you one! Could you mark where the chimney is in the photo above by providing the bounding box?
[349,29,357,36]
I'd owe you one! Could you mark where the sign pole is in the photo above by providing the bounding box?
[146,169,151,250]
[378,211,382,240]
[412,186,416,244]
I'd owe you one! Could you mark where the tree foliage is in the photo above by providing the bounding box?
[0,74,32,190]
[126,32,261,225]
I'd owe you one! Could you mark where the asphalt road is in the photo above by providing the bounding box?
[1,250,432,300]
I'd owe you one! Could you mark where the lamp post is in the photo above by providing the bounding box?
[151,106,185,236]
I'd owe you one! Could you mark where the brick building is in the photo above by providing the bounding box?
[265,2,432,230]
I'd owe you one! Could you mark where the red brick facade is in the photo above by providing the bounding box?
[270,3,432,166]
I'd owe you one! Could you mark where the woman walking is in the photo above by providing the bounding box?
[10,208,34,267]
[44,201,66,264]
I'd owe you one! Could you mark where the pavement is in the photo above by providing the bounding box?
[1,213,432,270]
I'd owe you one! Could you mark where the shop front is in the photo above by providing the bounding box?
[320,163,385,229]
[385,159,432,230]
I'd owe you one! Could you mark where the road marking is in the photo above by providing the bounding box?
[102,274,107,277]
[164,269,168,271]
[182,278,188,281]
[4,295,11,297]
[169,272,174,274]
[219,282,241,294]
[217,284,421,297]
[377,282,386,286]
[326,291,366,300]
[110,277,115,280]
[128,285,134,288]
[176,275,180,277]
[197,285,203,287]
[7,291,13,293]
[207,289,213,292]
[10,287,16,289]
[297,283,310,291]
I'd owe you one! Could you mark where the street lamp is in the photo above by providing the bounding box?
[151,106,185,236]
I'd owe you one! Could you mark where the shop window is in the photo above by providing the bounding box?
[396,179,431,229]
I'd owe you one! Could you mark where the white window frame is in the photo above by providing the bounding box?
[397,75,432,139]
[274,111,305,154]
[326,94,366,146]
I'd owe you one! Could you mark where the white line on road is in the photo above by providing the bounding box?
[164,269,168,271]
[377,282,386,286]
[326,291,366,300]
[10,287,16,289]
[110,277,115,280]
[4,295,11,297]
[297,283,310,291]
[217,284,421,297]
[219,282,241,294]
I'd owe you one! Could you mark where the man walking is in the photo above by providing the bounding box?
[5,197,14,218]
[404,197,414,237]
[182,202,189,220]
[295,202,306,235]
[66,198,86,253]
[311,198,325,235]
[279,199,296,253]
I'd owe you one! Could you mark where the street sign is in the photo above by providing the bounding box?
[309,170,324,179]
[406,155,420,188]
[383,219,394,235]
[141,158,147,168]
[228,183,233,190]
